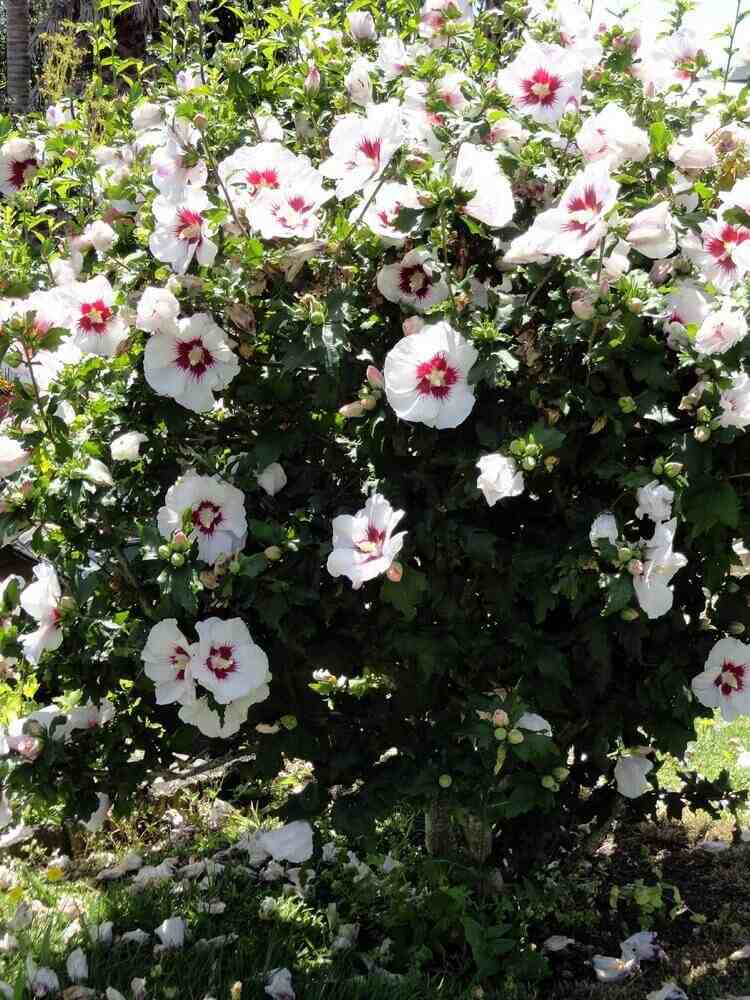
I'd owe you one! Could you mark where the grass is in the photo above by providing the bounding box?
[3,714,750,1000]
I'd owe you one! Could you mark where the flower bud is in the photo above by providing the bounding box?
[694,425,711,443]
[541,775,558,791]
[552,766,570,782]
[366,365,384,388]
[402,316,424,336]
[628,298,644,314]
[620,608,640,621]
[157,544,171,560]
[339,401,365,418]
[59,595,76,612]
[494,727,507,741]
[63,147,77,160]
[507,728,524,745]
[664,462,683,478]
[509,439,525,457]
[386,561,403,583]
[360,396,378,411]
[492,709,509,727]
[627,558,644,576]
[438,773,452,788]
[264,545,282,561]
[521,455,536,471]
[304,64,321,94]
[280,714,298,730]
[172,530,190,551]
[652,458,664,475]
[544,455,558,472]
[697,405,712,424]
[239,343,254,359]
[170,552,185,568]
[310,309,326,325]
[193,113,208,129]
[348,10,377,39]
[618,396,636,413]
[571,297,595,321]
[728,621,746,636]
[617,547,634,562]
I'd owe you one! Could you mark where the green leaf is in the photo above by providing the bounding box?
[381,567,428,621]
[649,121,674,156]
[684,480,740,536]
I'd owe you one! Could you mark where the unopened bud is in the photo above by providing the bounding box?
[728,621,746,636]
[366,365,384,388]
[620,607,640,621]
[386,561,403,583]
[652,458,664,475]
[402,316,424,336]
[360,395,378,411]
[193,113,208,129]
[494,727,507,741]
[694,425,711,443]
[492,709,509,727]
[304,64,321,94]
[438,773,452,788]
[63,147,77,160]
[172,530,190,551]
[507,728,524,745]
[59,595,76,612]
[521,455,536,471]
[628,298,644,314]
[571,298,595,321]
[264,545,282,561]
[280,714,298,730]
[157,544,171,559]
[170,552,185,568]
[618,396,636,414]
[627,558,644,576]
[544,455,558,472]
[339,401,364,418]
[541,775,558,791]
[697,405,712,424]
[552,766,570,782]
[664,462,683,478]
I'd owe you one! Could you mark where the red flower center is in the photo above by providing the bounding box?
[176,209,204,244]
[170,644,190,681]
[705,224,750,273]
[78,299,112,334]
[564,185,604,235]
[358,137,382,166]
[9,157,37,190]
[206,643,236,680]
[398,263,433,299]
[520,68,562,108]
[416,352,459,399]
[175,336,215,378]
[356,522,386,559]
[246,168,280,191]
[714,660,746,697]
[192,499,224,535]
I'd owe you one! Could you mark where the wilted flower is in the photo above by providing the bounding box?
[635,481,673,523]
[66,948,89,983]
[258,821,314,862]
[155,916,186,950]
[110,431,148,462]
[626,202,676,259]
[632,519,687,619]
[476,454,524,506]
[257,462,287,496]
[614,755,653,798]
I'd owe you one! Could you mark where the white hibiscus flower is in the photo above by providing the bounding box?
[692,636,750,721]
[157,471,247,563]
[141,619,196,705]
[326,493,406,590]
[143,312,240,412]
[190,617,271,704]
[383,320,477,429]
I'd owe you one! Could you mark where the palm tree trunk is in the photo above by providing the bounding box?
[6,0,32,114]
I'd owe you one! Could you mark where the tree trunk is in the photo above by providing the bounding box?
[6,0,32,114]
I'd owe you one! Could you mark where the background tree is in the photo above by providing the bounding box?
[5,0,31,113]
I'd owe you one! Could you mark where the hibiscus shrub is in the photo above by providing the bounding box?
[1,0,750,858]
